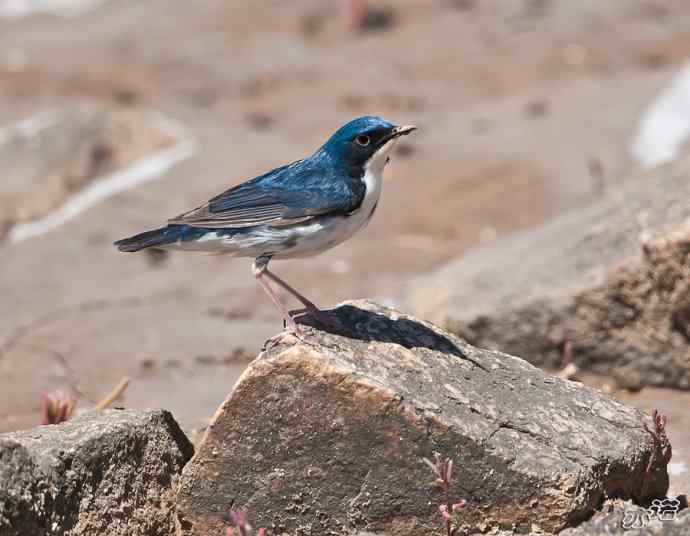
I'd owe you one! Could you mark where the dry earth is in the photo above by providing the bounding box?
[0,0,689,495]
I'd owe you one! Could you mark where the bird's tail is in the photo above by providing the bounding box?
[114,225,187,252]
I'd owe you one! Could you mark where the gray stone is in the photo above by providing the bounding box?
[406,157,690,390]
[176,300,669,536]
[0,408,193,536]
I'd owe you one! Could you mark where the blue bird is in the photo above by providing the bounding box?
[115,116,417,334]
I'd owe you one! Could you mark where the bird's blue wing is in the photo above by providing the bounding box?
[168,154,365,229]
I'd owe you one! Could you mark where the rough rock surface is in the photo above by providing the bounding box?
[0,408,193,536]
[176,300,669,536]
[406,157,690,390]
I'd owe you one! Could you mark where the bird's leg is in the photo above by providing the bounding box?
[262,267,319,313]
[263,266,341,330]
[252,257,301,334]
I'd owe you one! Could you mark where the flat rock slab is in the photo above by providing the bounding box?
[0,408,193,536]
[176,301,669,535]
[406,157,690,390]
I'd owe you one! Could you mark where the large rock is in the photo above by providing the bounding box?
[176,301,669,535]
[0,409,193,536]
[406,157,690,390]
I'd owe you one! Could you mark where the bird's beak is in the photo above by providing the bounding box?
[393,125,417,137]
[380,124,418,145]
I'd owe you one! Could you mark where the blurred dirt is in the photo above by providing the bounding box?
[0,0,689,493]
[0,103,173,238]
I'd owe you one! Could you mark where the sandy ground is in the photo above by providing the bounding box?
[0,0,689,494]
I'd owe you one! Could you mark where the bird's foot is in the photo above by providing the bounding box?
[263,312,321,350]
[263,323,315,351]
[262,331,289,351]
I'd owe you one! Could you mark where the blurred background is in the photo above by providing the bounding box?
[1,0,690,489]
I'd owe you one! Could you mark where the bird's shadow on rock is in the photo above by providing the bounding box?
[294,304,466,359]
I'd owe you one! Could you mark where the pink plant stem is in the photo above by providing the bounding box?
[445,485,453,536]
[345,0,366,31]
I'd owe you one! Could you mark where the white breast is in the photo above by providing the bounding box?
[359,140,389,217]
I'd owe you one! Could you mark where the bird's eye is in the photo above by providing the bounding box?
[355,135,371,147]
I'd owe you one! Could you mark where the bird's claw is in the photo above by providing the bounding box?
[263,318,316,351]
[263,308,341,353]
[262,328,302,351]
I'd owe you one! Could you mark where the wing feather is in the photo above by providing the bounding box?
[168,155,365,229]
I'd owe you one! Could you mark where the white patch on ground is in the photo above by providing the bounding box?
[7,110,198,244]
[330,260,351,274]
[632,63,690,168]
[0,0,107,18]
[0,109,63,144]
[668,462,688,476]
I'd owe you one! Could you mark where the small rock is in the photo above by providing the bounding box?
[345,1,395,33]
[639,51,668,71]
[446,0,476,11]
[112,87,139,105]
[300,6,332,37]
[358,8,395,32]
[525,99,549,118]
[245,112,275,131]
[0,409,193,536]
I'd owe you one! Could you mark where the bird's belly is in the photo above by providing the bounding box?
[163,207,375,258]
[272,208,375,259]
[270,162,384,258]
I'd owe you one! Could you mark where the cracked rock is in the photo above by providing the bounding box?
[176,300,668,535]
[0,409,193,536]
[406,157,690,391]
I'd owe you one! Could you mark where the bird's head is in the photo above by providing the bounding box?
[321,116,417,177]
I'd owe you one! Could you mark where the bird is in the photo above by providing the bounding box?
[114,116,417,334]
